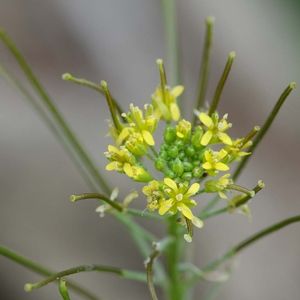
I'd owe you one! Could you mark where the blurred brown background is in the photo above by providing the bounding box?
[0,0,299,299]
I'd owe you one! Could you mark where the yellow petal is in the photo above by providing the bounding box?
[215,162,230,171]
[106,162,117,171]
[117,128,130,145]
[142,130,155,146]
[171,85,184,97]
[186,183,200,196]
[202,162,212,170]
[204,150,211,161]
[177,203,193,220]
[201,130,213,146]
[217,132,232,145]
[158,199,173,215]
[108,145,119,153]
[192,216,204,228]
[218,149,228,160]
[123,163,134,177]
[170,103,180,121]
[199,113,213,128]
[164,178,178,191]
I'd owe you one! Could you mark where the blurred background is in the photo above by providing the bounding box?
[0,0,299,299]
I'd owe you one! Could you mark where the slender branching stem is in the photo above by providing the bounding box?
[233,82,296,180]
[59,279,71,300]
[208,51,236,115]
[187,214,300,286]
[0,246,99,300]
[0,29,110,194]
[193,17,215,125]
[25,264,146,292]
[62,73,124,115]
[200,181,264,220]
[70,193,123,212]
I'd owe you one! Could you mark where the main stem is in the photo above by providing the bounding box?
[167,215,184,300]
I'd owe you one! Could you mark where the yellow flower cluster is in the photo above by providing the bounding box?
[103,60,260,240]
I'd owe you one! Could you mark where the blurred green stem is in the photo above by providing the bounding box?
[0,246,99,300]
[193,17,214,125]
[25,264,146,292]
[161,0,180,87]
[0,29,110,194]
[59,279,72,300]
[232,82,296,180]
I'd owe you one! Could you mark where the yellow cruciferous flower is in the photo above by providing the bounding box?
[152,85,184,122]
[199,112,232,146]
[202,149,229,175]
[204,174,233,199]
[158,178,203,228]
[120,104,158,147]
[105,145,152,182]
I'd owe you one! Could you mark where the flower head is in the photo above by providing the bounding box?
[205,174,233,199]
[176,119,192,140]
[152,85,183,121]
[159,178,203,228]
[199,112,232,146]
[105,145,152,182]
[202,149,229,175]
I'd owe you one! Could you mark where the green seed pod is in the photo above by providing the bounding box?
[168,145,179,158]
[182,172,193,181]
[164,126,176,144]
[183,161,193,172]
[172,158,184,176]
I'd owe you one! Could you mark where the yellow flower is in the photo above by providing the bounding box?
[199,112,232,146]
[152,85,184,121]
[105,145,152,182]
[204,174,233,199]
[225,138,251,162]
[176,119,192,139]
[142,180,165,211]
[202,149,229,174]
[120,104,158,146]
[158,178,203,228]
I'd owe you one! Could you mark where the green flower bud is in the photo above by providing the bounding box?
[172,158,184,176]
[168,145,179,158]
[192,126,203,149]
[164,126,176,144]
[159,150,169,160]
[174,139,184,149]
[193,167,203,178]
[155,158,166,171]
[193,160,200,167]
[165,169,176,179]
[185,145,195,157]
[179,151,185,160]
[183,162,193,172]
[182,172,193,181]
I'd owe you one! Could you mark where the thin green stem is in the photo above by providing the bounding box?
[62,73,124,116]
[25,264,146,292]
[200,181,264,220]
[126,208,163,220]
[233,82,296,180]
[0,246,99,300]
[59,279,71,300]
[70,193,123,212]
[0,29,110,194]
[161,0,179,86]
[166,215,185,300]
[188,214,300,285]
[0,63,98,192]
[208,51,236,115]
[193,17,214,125]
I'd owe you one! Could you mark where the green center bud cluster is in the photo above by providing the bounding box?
[155,125,206,183]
